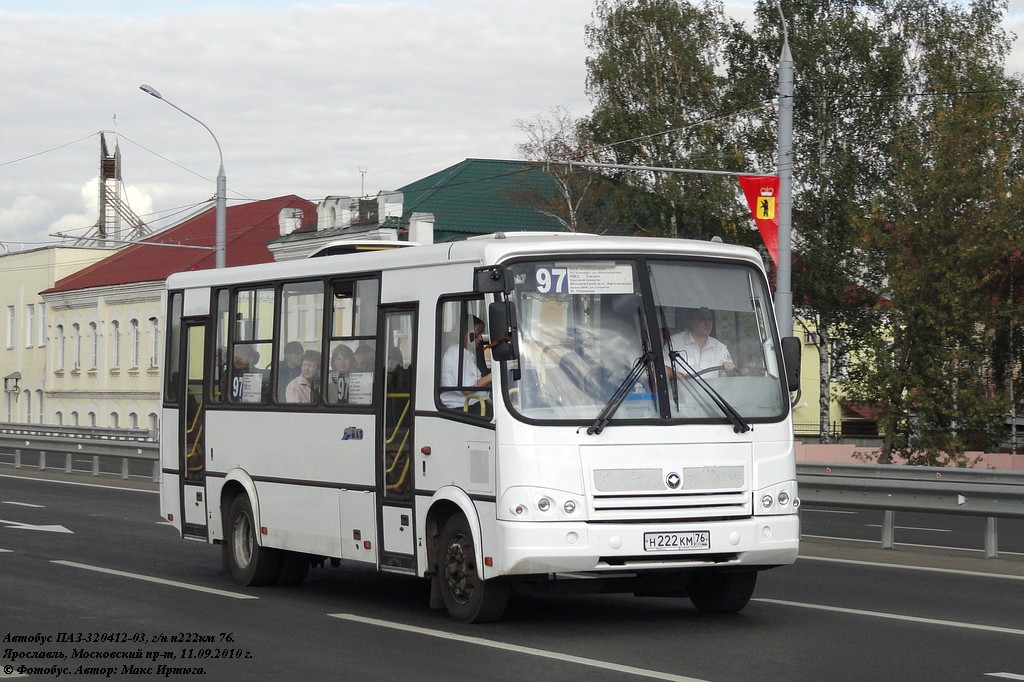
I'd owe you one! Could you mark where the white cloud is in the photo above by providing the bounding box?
[3,0,1024,251]
[0,195,56,246]
[0,1,595,249]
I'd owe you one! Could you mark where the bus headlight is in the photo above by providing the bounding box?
[754,481,798,516]
[500,487,584,521]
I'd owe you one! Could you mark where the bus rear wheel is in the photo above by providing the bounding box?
[225,494,281,586]
[437,515,509,623]
[688,569,757,613]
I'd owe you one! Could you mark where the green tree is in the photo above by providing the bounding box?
[725,0,907,443]
[850,0,1024,463]
[584,0,754,242]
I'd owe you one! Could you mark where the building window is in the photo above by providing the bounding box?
[130,319,140,368]
[71,411,79,426]
[55,410,63,426]
[39,303,46,347]
[110,412,119,428]
[111,320,121,368]
[89,322,99,370]
[56,325,66,370]
[24,390,31,423]
[149,317,160,368]
[35,390,43,423]
[6,306,13,348]
[128,412,138,428]
[72,323,81,370]
[25,305,34,347]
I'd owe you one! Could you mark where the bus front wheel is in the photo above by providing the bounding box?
[437,515,509,623]
[688,569,757,613]
[225,494,281,586]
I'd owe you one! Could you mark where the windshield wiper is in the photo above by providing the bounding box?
[669,352,751,434]
[587,350,654,435]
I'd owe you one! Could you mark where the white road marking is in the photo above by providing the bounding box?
[0,472,158,493]
[985,673,1024,680]
[1,501,45,508]
[755,598,1024,636]
[801,534,1024,559]
[329,613,708,682]
[0,518,72,534]
[798,555,1024,581]
[50,560,258,600]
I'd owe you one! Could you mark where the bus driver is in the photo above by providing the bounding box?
[440,316,492,418]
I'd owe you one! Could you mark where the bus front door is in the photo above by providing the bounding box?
[378,307,416,571]
[180,321,209,539]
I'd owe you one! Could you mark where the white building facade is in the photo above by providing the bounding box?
[0,246,112,424]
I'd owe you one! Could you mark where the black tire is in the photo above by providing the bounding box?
[689,569,757,613]
[437,515,509,623]
[276,551,310,586]
[225,494,281,586]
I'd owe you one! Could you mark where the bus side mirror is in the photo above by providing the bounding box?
[488,301,519,363]
[781,336,801,392]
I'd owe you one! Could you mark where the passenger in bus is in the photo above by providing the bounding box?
[326,343,355,404]
[277,341,305,402]
[667,307,735,377]
[285,350,321,404]
[353,343,375,372]
[440,316,492,418]
[229,344,271,403]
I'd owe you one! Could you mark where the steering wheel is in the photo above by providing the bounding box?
[693,364,736,377]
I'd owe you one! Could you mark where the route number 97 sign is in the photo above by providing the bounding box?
[534,264,634,295]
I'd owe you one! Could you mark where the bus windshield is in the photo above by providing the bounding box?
[502,257,789,426]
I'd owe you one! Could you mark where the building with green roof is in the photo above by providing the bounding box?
[396,158,567,243]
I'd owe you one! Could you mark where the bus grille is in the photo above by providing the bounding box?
[589,466,750,521]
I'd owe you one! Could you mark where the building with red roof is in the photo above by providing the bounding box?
[40,195,315,429]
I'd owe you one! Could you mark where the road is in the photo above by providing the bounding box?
[1,467,1022,681]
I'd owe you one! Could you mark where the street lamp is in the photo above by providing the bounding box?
[140,84,226,268]
[774,1,794,337]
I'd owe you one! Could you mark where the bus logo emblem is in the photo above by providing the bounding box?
[665,472,681,489]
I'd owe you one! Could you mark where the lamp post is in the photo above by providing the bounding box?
[140,84,226,268]
[774,1,794,337]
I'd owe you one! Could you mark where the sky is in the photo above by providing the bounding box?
[3,0,1024,250]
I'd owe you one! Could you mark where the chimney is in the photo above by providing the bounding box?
[408,212,434,245]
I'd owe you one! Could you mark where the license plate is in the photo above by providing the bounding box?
[643,531,711,552]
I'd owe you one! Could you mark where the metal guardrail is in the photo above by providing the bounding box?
[2,423,1022,557]
[797,463,1024,559]
[0,423,159,482]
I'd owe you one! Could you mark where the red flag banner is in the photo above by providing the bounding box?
[738,175,780,265]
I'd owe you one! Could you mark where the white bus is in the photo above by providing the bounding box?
[160,233,801,622]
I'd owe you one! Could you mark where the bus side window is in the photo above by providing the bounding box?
[276,281,325,405]
[437,298,492,419]
[323,278,378,407]
[228,287,274,405]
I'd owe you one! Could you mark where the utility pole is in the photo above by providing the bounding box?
[775,1,794,337]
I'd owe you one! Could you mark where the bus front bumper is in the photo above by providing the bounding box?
[490,514,799,577]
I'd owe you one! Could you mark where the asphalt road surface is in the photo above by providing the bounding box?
[1,467,1022,681]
